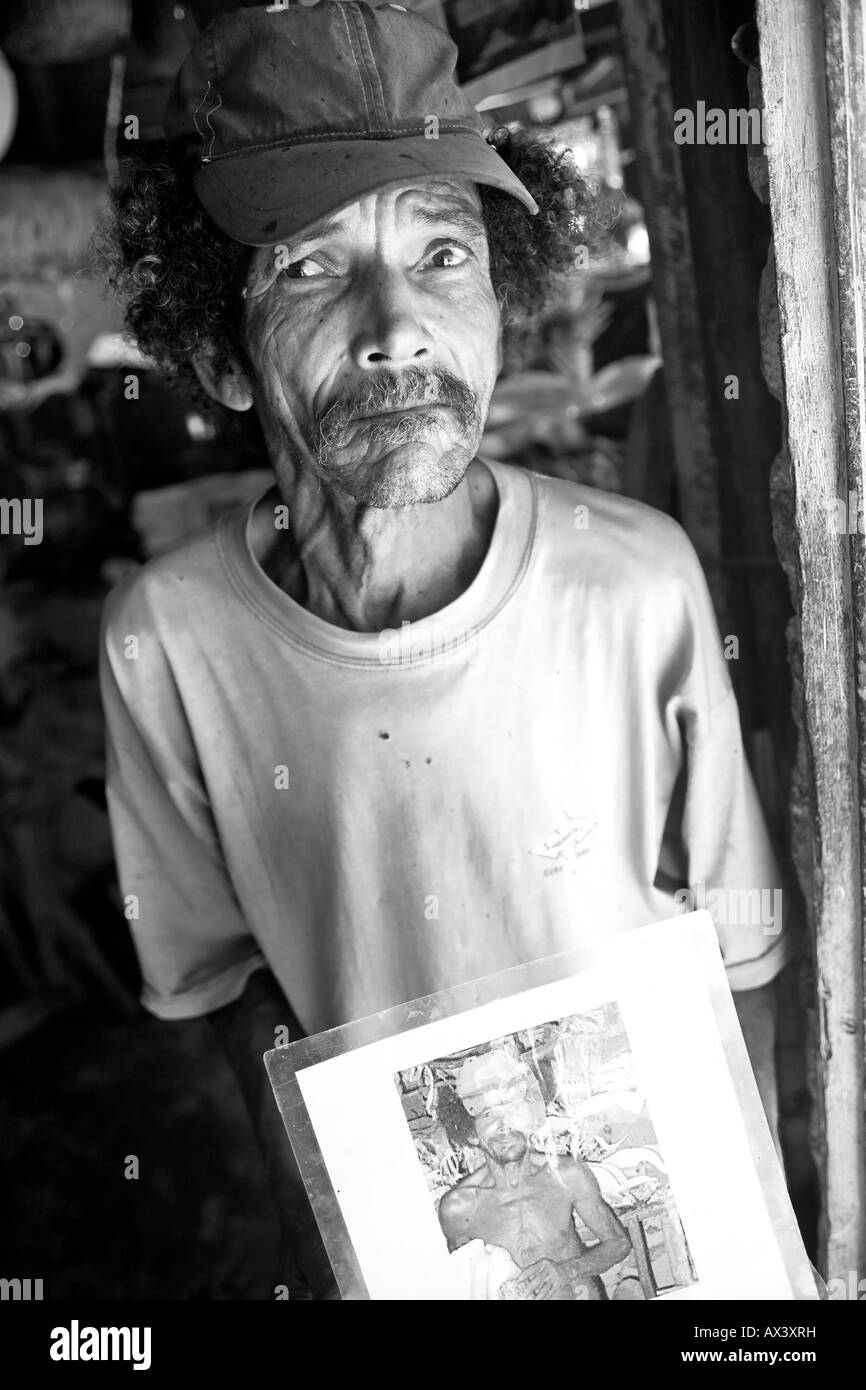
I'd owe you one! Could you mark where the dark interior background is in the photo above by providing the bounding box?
[0,0,816,1297]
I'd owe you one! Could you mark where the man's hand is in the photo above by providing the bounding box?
[511,1257,576,1300]
[208,968,340,1300]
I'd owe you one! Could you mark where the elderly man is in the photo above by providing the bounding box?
[100,2,789,1299]
[439,1051,630,1300]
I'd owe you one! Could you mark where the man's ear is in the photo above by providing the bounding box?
[192,345,254,412]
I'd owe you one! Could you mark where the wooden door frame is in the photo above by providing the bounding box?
[757,0,866,1280]
[617,0,865,1279]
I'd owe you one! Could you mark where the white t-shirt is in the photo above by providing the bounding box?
[100,459,789,1034]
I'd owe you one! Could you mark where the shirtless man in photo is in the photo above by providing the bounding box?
[438,1051,630,1300]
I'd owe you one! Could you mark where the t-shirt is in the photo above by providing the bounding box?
[100,459,790,1034]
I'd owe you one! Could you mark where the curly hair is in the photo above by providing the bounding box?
[95,127,615,408]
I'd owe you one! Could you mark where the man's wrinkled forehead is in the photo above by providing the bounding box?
[279,176,485,250]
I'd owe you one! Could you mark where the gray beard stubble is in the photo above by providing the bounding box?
[312,365,483,507]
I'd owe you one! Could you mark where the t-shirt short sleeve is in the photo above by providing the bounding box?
[100,583,266,1019]
[662,536,793,991]
[681,685,791,989]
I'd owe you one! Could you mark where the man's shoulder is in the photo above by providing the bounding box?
[526,468,701,589]
[439,1167,488,1212]
[551,1152,596,1187]
[102,523,233,649]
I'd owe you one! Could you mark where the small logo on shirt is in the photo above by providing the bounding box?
[530,811,596,871]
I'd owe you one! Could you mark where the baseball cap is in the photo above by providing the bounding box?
[163,1,539,247]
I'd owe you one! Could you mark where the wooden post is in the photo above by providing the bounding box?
[757,0,866,1279]
[614,0,726,623]
[615,2,796,839]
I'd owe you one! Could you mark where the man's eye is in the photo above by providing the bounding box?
[282,257,327,280]
[424,244,468,270]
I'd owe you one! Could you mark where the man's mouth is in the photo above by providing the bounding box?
[315,367,478,462]
[354,403,444,419]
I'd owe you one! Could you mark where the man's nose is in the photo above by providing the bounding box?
[349,265,434,370]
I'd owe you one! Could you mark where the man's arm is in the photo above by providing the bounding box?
[733,980,780,1152]
[437,1184,476,1252]
[559,1158,631,1281]
[207,968,339,1300]
[655,530,790,1147]
[101,592,337,1296]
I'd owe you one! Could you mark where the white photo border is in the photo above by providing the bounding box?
[264,911,816,1301]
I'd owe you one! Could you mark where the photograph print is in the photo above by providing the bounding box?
[394,1001,697,1301]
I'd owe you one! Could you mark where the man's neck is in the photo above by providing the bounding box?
[251,457,498,632]
[485,1153,536,1191]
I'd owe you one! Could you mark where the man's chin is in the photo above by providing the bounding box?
[328,440,474,509]
[488,1134,528,1162]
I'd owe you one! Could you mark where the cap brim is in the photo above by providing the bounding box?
[192,133,538,246]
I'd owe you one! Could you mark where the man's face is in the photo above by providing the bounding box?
[471,1073,541,1164]
[239,176,501,508]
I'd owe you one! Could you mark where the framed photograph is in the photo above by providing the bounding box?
[264,911,817,1301]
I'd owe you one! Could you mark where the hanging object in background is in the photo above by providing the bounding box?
[103,50,126,187]
[120,0,197,144]
[0,169,125,413]
[0,274,124,414]
[0,168,106,275]
[0,49,18,163]
[482,361,658,492]
[0,309,62,386]
[444,0,581,83]
[556,110,624,190]
[130,471,275,560]
[0,0,131,63]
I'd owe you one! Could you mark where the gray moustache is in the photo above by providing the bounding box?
[316,368,479,450]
